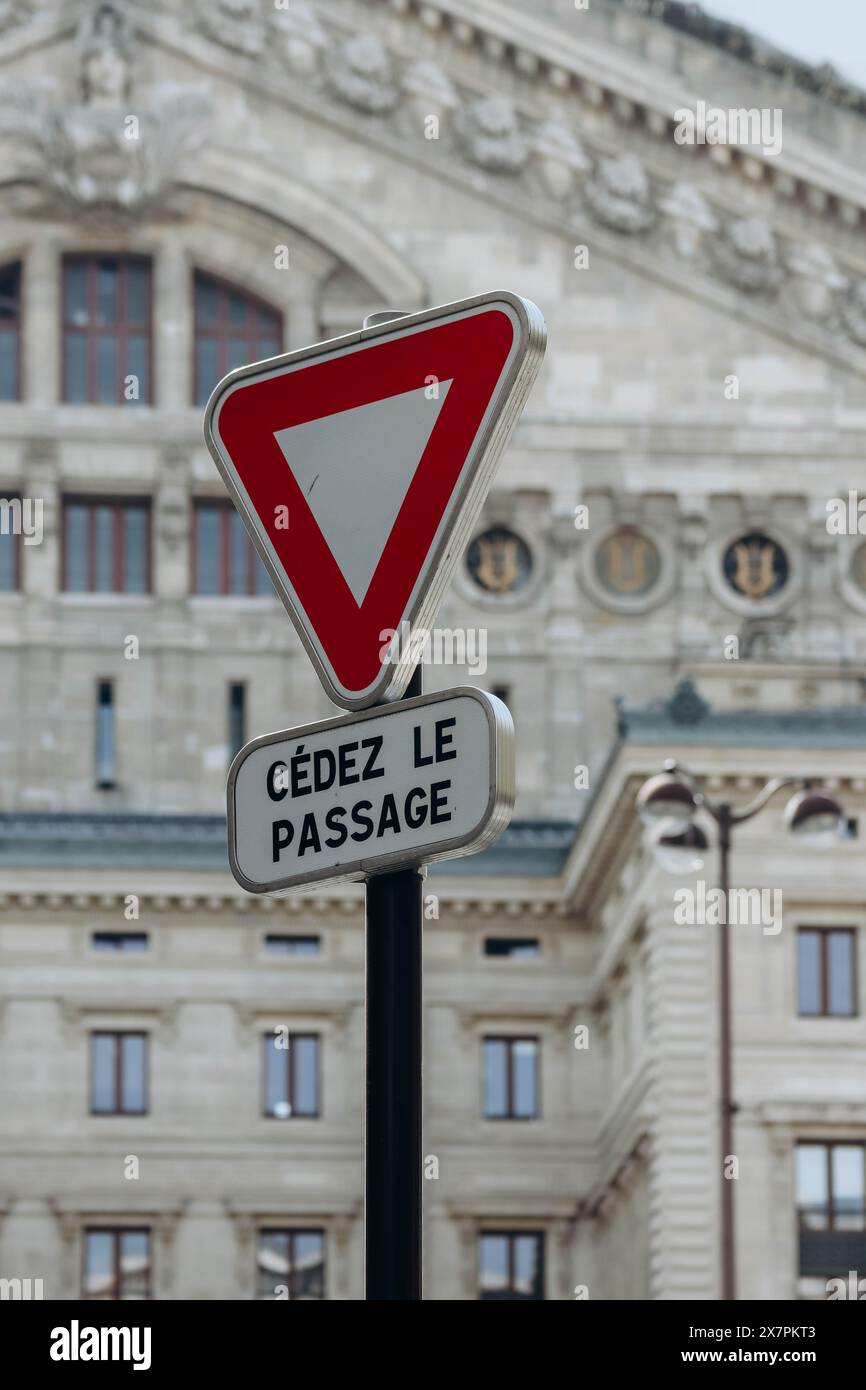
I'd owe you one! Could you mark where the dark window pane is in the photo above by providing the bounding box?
[126,264,149,325]
[65,504,89,591]
[228,682,245,759]
[94,506,114,592]
[119,1231,150,1299]
[254,553,273,596]
[483,1039,507,1118]
[96,679,116,787]
[485,938,540,958]
[121,1035,146,1113]
[96,334,118,403]
[0,328,16,400]
[264,1035,290,1118]
[828,933,855,1016]
[293,1036,318,1116]
[84,1231,114,1298]
[257,336,279,360]
[229,510,247,595]
[195,275,218,326]
[479,1234,509,1296]
[96,260,118,325]
[832,1146,865,1231]
[91,1034,116,1112]
[123,506,148,593]
[195,507,221,595]
[512,1040,537,1118]
[264,935,320,956]
[797,1144,829,1230]
[195,339,219,406]
[294,1233,325,1299]
[0,530,16,590]
[228,336,248,371]
[798,931,821,1015]
[93,933,148,952]
[126,335,148,405]
[228,291,248,326]
[513,1235,543,1298]
[257,1230,289,1298]
[0,264,19,320]
[65,262,88,325]
[64,333,88,403]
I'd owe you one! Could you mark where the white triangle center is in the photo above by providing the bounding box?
[273,379,453,606]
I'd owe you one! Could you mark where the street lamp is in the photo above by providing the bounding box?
[635,761,845,1301]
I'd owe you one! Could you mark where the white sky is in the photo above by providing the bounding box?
[702,0,866,89]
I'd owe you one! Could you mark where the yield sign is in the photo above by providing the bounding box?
[204,291,546,707]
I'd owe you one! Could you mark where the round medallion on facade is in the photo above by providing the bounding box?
[465,526,533,599]
[849,541,866,592]
[722,532,789,602]
[593,524,661,599]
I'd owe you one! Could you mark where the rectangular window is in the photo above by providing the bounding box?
[92,933,148,952]
[193,500,272,596]
[90,1032,148,1115]
[483,1037,539,1119]
[194,272,282,406]
[798,928,856,1017]
[83,1228,151,1299]
[0,261,21,401]
[96,680,116,789]
[797,1142,866,1277]
[63,497,151,593]
[264,935,321,956]
[479,1231,544,1300]
[256,1229,325,1300]
[484,938,540,959]
[63,255,152,404]
[228,682,246,761]
[0,496,22,591]
[263,1032,320,1119]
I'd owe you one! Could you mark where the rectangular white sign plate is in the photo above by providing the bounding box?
[227,688,515,895]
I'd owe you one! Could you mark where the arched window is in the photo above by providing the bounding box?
[0,261,21,401]
[193,271,282,406]
[62,254,152,404]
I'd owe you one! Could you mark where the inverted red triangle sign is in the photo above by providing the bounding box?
[204,291,546,708]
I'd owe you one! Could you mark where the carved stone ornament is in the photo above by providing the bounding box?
[711,216,784,293]
[275,1,327,76]
[79,2,131,105]
[0,79,213,219]
[785,241,848,320]
[457,94,528,173]
[659,181,718,258]
[402,60,458,127]
[0,0,32,36]
[584,153,655,233]
[533,117,590,199]
[326,33,399,115]
[840,279,866,346]
[196,0,267,57]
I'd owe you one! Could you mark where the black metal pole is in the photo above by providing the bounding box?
[717,805,736,1301]
[365,665,423,1300]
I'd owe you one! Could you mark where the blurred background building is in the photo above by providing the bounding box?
[0,0,865,1299]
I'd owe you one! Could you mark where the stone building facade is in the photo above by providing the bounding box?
[0,0,864,1299]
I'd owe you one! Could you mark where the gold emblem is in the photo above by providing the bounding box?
[596,527,660,596]
[475,530,522,592]
[728,536,783,600]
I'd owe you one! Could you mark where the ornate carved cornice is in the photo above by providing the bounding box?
[3,3,866,368]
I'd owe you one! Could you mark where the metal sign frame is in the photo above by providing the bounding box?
[203,291,546,709]
[226,686,515,895]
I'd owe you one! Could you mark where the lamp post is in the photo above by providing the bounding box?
[635,761,844,1302]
